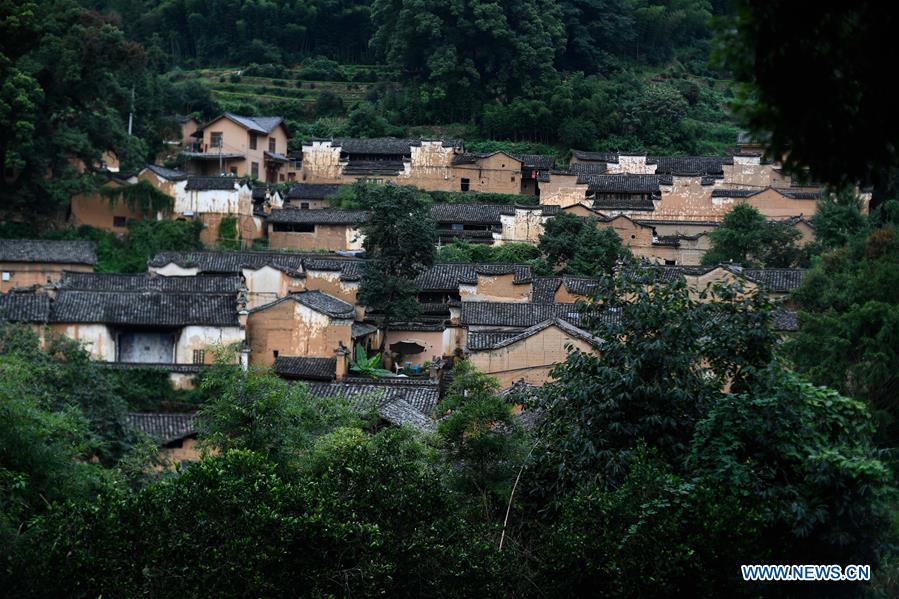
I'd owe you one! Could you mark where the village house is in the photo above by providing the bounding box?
[48,272,245,372]
[245,290,357,368]
[266,208,368,251]
[0,292,49,343]
[69,173,160,233]
[148,250,365,307]
[297,137,556,196]
[181,113,291,183]
[0,240,96,293]
[304,378,439,432]
[284,183,346,209]
[126,412,202,466]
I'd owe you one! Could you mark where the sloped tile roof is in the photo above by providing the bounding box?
[126,412,196,444]
[220,113,284,134]
[330,137,460,155]
[582,173,670,193]
[430,203,557,224]
[467,318,602,351]
[742,268,807,293]
[342,160,406,176]
[531,277,562,303]
[515,154,556,170]
[60,272,242,293]
[0,239,96,265]
[51,290,238,326]
[466,330,522,350]
[184,176,239,191]
[146,164,188,181]
[286,183,345,200]
[251,291,354,319]
[417,263,533,290]
[647,156,732,176]
[461,302,582,327]
[273,356,336,381]
[267,208,370,225]
[0,292,49,322]
[305,379,439,431]
[571,150,619,162]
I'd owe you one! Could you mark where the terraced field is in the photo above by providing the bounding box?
[168,64,398,117]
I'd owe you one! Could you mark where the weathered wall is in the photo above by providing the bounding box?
[468,325,595,387]
[451,153,521,194]
[299,141,344,183]
[268,224,363,252]
[499,208,547,244]
[460,273,533,303]
[49,323,116,361]
[242,266,305,309]
[247,299,352,366]
[383,329,446,367]
[150,263,200,276]
[175,325,244,363]
[118,331,175,362]
[71,181,152,233]
[397,141,456,190]
[198,213,264,247]
[0,262,93,292]
[304,270,359,304]
[540,173,587,208]
[606,155,656,175]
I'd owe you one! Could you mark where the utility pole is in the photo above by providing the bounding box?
[127,86,134,136]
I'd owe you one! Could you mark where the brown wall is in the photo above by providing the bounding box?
[383,329,447,368]
[461,273,533,303]
[451,153,521,195]
[247,298,352,366]
[0,262,92,292]
[71,181,152,233]
[199,213,264,247]
[194,116,289,183]
[468,325,595,387]
[304,270,359,304]
[268,224,356,251]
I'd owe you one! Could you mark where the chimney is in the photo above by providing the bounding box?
[334,341,349,380]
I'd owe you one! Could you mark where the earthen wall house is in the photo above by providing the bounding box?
[0,240,96,292]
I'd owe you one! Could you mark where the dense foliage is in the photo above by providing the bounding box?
[539,212,631,276]
[701,204,804,267]
[356,183,437,346]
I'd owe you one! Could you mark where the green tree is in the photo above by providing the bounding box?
[720,2,898,186]
[531,269,776,493]
[811,186,870,251]
[702,203,802,267]
[690,369,893,567]
[356,183,437,351]
[787,226,899,441]
[538,213,628,275]
[437,361,526,521]
[197,364,368,467]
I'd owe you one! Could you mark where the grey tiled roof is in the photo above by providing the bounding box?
[126,412,197,444]
[571,150,619,163]
[305,379,439,431]
[417,263,533,290]
[220,113,284,134]
[0,239,96,265]
[582,174,670,193]
[267,208,370,225]
[146,164,188,181]
[184,176,239,191]
[515,154,556,170]
[51,290,238,326]
[304,258,364,281]
[430,203,558,224]
[60,272,242,293]
[461,302,582,327]
[532,277,562,303]
[351,322,378,338]
[742,268,807,293]
[711,187,821,200]
[567,162,608,175]
[466,330,522,350]
[647,156,732,176]
[331,137,460,155]
[466,318,602,351]
[273,356,336,381]
[773,309,799,332]
[251,291,354,319]
[0,293,49,322]
[341,377,440,414]
[286,183,345,200]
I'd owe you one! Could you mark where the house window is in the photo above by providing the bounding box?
[251,162,259,179]
[192,349,206,364]
[1,272,10,281]
[511,176,516,182]
[279,174,285,182]
[665,259,677,265]
[273,350,279,358]
[113,216,127,228]
[210,132,223,148]
[460,178,470,192]
[249,133,257,150]
[269,137,276,153]
[300,202,309,209]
